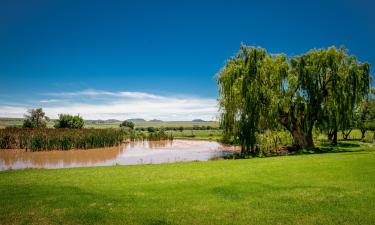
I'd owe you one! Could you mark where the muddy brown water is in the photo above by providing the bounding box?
[0,140,238,171]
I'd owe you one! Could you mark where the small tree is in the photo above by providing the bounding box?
[120,120,135,129]
[22,108,49,128]
[147,127,156,132]
[357,88,375,139]
[54,114,84,129]
[178,126,184,132]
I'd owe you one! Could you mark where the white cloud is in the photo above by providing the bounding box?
[0,90,219,121]
[39,99,62,103]
[48,89,164,100]
[0,106,28,118]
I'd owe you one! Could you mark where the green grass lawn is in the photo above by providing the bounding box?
[1,149,375,225]
[171,129,222,141]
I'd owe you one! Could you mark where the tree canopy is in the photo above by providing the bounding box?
[22,108,49,128]
[217,45,371,153]
[356,88,375,138]
[120,120,135,129]
[54,114,84,129]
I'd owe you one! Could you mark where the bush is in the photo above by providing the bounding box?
[54,114,84,129]
[22,108,49,128]
[147,130,173,141]
[147,127,156,132]
[120,120,135,129]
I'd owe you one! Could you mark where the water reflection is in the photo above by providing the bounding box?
[0,140,237,171]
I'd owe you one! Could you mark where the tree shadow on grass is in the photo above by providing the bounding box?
[293,141,368,155]
[319,142,361,148]
[1,184,178,225]
[145,219,174,225]
[0,184,121,225]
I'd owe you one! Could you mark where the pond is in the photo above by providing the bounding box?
[0,140,238,171]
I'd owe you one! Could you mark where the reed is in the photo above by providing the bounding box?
[0,128,126,151]
[147,130,174,141]
[0,128,174,151]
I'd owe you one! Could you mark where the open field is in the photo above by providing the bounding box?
[0,118,219,129]
[1,148,375,225]
[171,129,222,141]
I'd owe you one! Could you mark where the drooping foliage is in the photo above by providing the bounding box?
[217,45,371,153]
[356,88,375,139]
[311,47,371,144]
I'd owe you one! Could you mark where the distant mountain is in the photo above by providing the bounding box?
[127,118,146,122]
[85,119,121,124]
[105,119,121,123]
[192,119,206,122]
[149,119,163,122]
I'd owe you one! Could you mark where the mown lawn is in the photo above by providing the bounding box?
[1,150,375,225]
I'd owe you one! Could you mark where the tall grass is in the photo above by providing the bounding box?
[126,130,174,141]
[147,130,174,141]
[0,128,125,151]
[0,128,175,151]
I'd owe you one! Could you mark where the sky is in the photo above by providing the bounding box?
[0,0,374,120]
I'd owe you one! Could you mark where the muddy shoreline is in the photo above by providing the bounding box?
[0,140,238,171]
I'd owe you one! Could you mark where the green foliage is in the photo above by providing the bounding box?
[356,88,375,138]
[146,130,174,141]
[120,120,135,129]
[0,128,175,151]
[147,127,156,132]
[218,45,371,152]
[22,108,49,128]
[0,128,125,151]
[54,114,84,129]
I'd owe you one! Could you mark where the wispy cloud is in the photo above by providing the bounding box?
[48,89,164,100]
[0,89,218,121]
[39,99,63,103]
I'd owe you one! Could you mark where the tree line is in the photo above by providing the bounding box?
[217,45,373,154]
[22,108,84,129]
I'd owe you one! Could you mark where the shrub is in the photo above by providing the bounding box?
[120,120,135,129]
[54,114,84,129]
[22,108,49,128]
[147,127,156,132]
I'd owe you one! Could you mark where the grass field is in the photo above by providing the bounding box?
[171,129,222,140]
[0,118,219,129]
[1,148,375,225]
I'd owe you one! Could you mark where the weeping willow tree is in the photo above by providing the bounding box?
[217,45,370,153]
[217,46,288,153]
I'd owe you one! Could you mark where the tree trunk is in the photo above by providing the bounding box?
[291,126,314,149]
[361,129,366,139]
[327,129,334,142]
[342,129,352,140]
[278,111,315,150]
[327,127,338,145]
[332,129,338,145]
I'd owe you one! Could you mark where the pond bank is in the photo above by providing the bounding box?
[0,140,238,171]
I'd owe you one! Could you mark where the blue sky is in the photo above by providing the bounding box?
[0,0,374,120]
